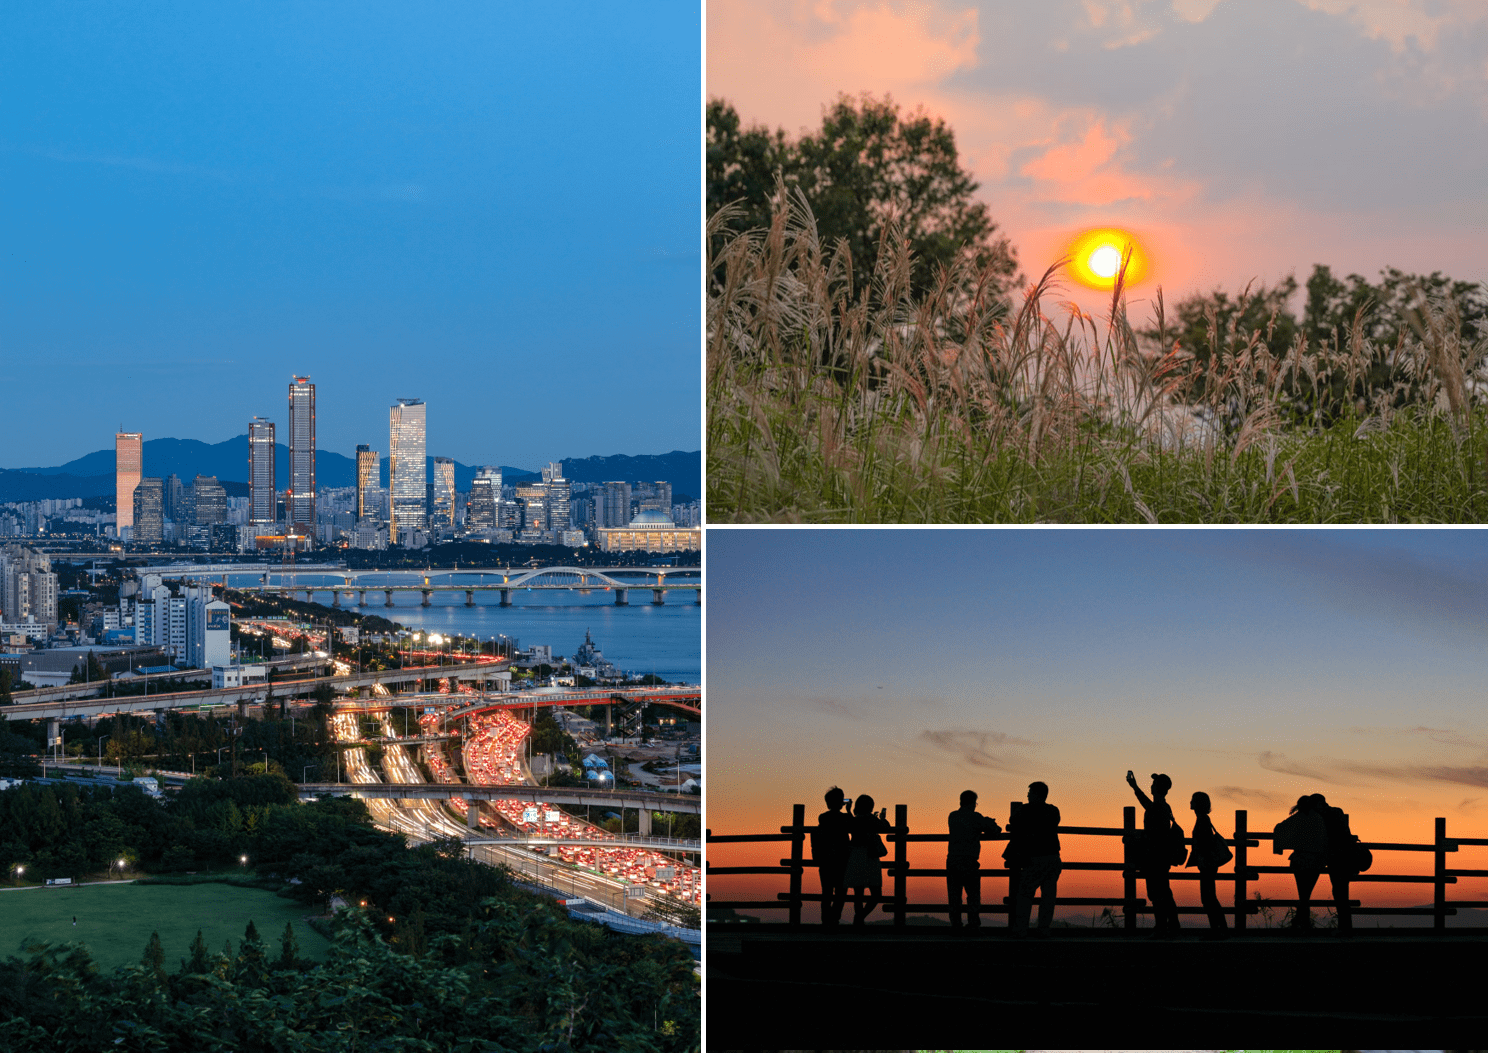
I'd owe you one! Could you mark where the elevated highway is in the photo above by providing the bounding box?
[300,782,699,814]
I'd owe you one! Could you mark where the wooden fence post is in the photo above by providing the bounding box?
[1233,809,1248,933]
[894,804,908,927]
[787,803,804,929]
[1434,816,1447,933]
[1006,799,1020,924]
[1123,805,1137,932]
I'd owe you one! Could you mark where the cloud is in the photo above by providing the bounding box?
[803,695,862,720]
[1212,784,1291,806]
[1258,749,1488,791]
[918,728,1034,770]
[1258,750,1344,783]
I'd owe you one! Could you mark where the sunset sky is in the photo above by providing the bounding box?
[707,528,1488,916]
[708,0,1488,319]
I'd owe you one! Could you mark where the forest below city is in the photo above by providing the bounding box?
[0,773,698,1050]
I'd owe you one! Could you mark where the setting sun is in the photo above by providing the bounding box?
[1066,227,1150,290]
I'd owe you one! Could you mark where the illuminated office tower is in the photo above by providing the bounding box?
[389,398,427,541]
[287,376,316,529]
[248,418,277,525]
[467,467,500,529]
[115,432,142,533]
[356,445,380,521]
[432,457,455,527]
[132,478,164,544]
[542,462,570,534]
[192,475,227,524]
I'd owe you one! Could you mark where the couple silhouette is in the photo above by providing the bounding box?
[1125,770,1229,939]
[811,787,893,926]
[1273,791,1361,935]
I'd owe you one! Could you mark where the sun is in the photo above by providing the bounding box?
[1065,227,1151,290]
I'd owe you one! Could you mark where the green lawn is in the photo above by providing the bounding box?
[0,881,331,972]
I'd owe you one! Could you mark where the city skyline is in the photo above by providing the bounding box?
[2,4,700,468]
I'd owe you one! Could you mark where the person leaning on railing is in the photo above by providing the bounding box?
[1008,781,1062,938]
[843,794,893,926]
[812,786,852,927]
[945,789,1002,934]
[1312,792,1360,937]
[1274,794,1329,933]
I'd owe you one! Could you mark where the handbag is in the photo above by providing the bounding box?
[1208,829,1234,868]
[1352,841,1372,873]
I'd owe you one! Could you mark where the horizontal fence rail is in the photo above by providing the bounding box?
[707,804,1488,932]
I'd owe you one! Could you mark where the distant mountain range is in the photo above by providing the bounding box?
[0,437,700,505]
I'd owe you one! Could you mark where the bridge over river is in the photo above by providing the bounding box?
[221,565,701,607]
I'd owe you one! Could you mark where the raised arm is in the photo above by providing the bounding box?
[1125,770,1152,810]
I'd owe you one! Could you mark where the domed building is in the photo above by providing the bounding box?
[593,508,701,553]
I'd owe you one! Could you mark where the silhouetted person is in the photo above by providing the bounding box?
[945,789,1001,933]
[1186,791,1229,939]
[1312,792,1357,937]
[812,786,852,926]
[1008,781,1061,937]
[1126,770,1180,938]
[843,794,893,926]
[1274,794,1328,933]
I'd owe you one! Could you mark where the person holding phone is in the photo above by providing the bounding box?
[843,793,894,926]
[1126,769,1181,938]
[813,786,852,926]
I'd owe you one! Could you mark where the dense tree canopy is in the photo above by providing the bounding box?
[708,94,1020,301]
[0,774,699,1050]
[1143,265,1488,425]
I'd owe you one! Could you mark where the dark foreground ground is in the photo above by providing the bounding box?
[706,924,1486,1044]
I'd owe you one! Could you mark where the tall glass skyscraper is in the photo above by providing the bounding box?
[432,456,455,527]
[389,399,426,541]
[356,445,380,521]
[115,432,142,533]
[248,418,277,525]
[287,376,316,529]
[132,477,164,544]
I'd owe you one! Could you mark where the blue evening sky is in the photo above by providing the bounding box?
[2,3,699,470]
[707,528,1488,840]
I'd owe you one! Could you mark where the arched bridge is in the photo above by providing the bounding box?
[231,565,702,608]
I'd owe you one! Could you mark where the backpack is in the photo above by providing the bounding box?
[1169,819,1188,866]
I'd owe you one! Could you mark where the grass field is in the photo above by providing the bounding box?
[708,195,1488,522]
[0,881,331,971]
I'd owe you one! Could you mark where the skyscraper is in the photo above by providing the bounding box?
[287,376,316,529]
[432,456,455,527]
[248,418,276,525]
[133,478,164,544]
[599,481,632,528]
[389,399,426,542]
[467,466,500,529]
[191,475,227,524]
[356,445,380,521]
[542,462,570,535]
[115,432,142,534]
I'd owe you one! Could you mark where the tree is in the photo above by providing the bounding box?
[0,668,13,706]
[276,921,299,971]
[708,94,1019,301]
[140,931,166,985]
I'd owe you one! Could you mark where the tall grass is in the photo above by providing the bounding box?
[707,191,1488,522]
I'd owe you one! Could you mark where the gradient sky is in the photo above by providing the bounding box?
[708,528,1488,914]
[708,0,1488,320]
[2,3,699,470]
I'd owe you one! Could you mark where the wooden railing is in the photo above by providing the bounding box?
[707,804,1488,931]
